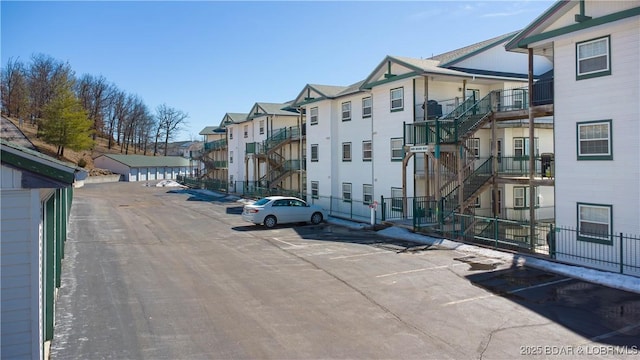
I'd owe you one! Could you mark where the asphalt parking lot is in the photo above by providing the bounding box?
[51,182,640,359]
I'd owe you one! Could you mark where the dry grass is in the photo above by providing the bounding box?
[4,116,121,171]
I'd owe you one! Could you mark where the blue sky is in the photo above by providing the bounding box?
[1,1,555,141]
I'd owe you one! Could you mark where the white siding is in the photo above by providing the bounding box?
[454,41,553,76]
[226,122,246,184]
[553,17,640,235]
[1,189,43,360]
[305,100,334,209]
[370,78,415,199]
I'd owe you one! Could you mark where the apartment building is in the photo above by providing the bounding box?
[199,113,246,184]
[294,32,555,233]
[225,102,303,194]
[506,0,640,274]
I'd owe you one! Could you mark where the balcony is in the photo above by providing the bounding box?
[204,138,227,151]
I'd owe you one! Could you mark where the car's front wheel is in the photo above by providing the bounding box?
[310,212,323,225]
[264,215,277,228]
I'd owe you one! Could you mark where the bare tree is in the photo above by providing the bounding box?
[155,103,188,156]
[1,57,29,119]
[27,53,75,120]
[76,74,113,140]
[104,86,125,149]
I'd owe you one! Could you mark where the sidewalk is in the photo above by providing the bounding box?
[325,217,640,295]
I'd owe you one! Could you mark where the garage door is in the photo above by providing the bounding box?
[130,168,138,182]
[139,168,147,181]
[149,167,157,180]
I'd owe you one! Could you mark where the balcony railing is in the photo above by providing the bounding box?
[204,138,227,151]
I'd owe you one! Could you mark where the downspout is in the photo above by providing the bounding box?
[298,107,303,199]
[528,48,536,249]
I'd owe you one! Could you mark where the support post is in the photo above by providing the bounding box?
[528,48,536,249]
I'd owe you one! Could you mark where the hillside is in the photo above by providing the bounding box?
[3,116,125,173]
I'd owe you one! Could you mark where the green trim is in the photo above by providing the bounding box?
[390,87,404,112]
[311,181,319,199]
[505,1,571,50]
[576,202,613,245]
[1,149,76,184]
[44,195,55,341]
[342,142,352,162]
[341,101,352,121]
[576,35,611,80]
[576,119,613,160]
[516,7,640,48]
[391,137,404,161]
[575,0,591,22]
[342,182,352,203]
[361,71,419,90]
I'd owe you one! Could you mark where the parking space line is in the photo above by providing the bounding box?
[376,263,467,278]
[444,294,495,306]
[271,237,299,247]
[507,277,572,294]
[443,277,573,306]
[331,251,388,260]
[584,323,640,343]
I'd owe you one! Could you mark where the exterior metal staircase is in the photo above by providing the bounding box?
[405,92,498,223]
[255,126,305,189]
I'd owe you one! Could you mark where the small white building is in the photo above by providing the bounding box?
[506,0,640,275]
[1,139,86,360]
[93,154,192,182]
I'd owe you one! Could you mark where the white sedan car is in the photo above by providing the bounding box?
[242,196,327,228]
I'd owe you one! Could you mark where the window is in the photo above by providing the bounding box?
[362,97,372,118]
[514,187,526,208]
[577,36,611,79]
[577,120,612,160]
[391,187,403,211]
[342,183,352,202]
[513,137,539,157]
[243,125,248,138]
[229,151,233,164]
[310,107,318,125]
[362,141,372,161]
[311,181,319,199]
[474,196,481,208]
[342,142,352,161]
[578,203,612,243]
[363,184,373,205]
[390,138,403,161]
[341,101,351,121]
[513,187,540,209]
[467,138,480,158]
[311,144,319,162]
[229,128,233,139]
[259,120,265,135]
[390,88,404,111]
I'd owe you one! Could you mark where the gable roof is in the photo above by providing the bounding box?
[505,1,640,53]
[223,112,249,124]
[291,84,349,107]
[1,139,86,186]
[431,31,520,67]
[199,126,218,135]
[360,55,474,89]
[95,154,191,168]
[246,102,299,120]
[505,0,576,52]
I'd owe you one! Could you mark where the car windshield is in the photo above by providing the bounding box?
[253,198,272,206]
